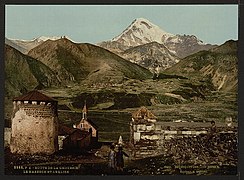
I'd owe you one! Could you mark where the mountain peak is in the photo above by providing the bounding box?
[133,17,153,25]
[98,18,216,60]
[130,18,158,31]
[111,18,174,47]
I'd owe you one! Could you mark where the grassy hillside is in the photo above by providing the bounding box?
[28,38,152,85]
[5,45,59,98]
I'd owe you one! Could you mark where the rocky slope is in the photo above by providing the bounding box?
[164,34,216,58]
[164,40,238,92]
[121,42,180,72]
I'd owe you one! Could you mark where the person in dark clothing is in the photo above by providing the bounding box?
[108,144,116,174]
[116,146,129,172]
[210,120,217,135]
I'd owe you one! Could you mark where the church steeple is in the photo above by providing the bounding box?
[82,101,87,120]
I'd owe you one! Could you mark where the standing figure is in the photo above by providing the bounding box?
[116,146,129,172]
[210,120,217,135]
[207,120,217,143]
[108,144,116,174]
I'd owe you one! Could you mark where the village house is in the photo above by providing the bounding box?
[130,106,157,145]
[10,90,59,154]
[58,124,91,152]
[73,103,98,145]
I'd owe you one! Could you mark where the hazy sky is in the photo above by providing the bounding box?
[5,5,238,45]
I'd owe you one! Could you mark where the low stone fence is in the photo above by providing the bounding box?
[130,121,237,159]
[162,131,237,167]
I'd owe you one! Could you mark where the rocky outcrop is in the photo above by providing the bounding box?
[121,42,180,73]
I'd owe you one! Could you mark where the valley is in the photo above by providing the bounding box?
[4,17,238,176]
[4,76,237,142]
[4,39,238,143]
[51,86,237,142]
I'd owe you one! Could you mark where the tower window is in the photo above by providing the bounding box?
[32,101,37,105]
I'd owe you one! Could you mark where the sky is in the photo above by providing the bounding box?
[5,5,238,45]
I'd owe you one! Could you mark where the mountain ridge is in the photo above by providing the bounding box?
[98,18,217,59]
[27,38,152,85]
[5,36,72,54]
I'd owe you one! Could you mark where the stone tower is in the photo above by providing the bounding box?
[130,107,159,158]
[10,90,58,154]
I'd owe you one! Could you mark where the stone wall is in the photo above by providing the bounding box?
[161,131,237,168]
[17,104,56,118]
[130,120,237,159]
[10,103,58,154]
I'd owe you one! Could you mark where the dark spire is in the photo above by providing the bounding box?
[82,101,87,120]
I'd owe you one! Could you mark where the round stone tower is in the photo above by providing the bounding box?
[10,90,58,154]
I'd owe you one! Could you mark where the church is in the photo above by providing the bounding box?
[73,103,98,145]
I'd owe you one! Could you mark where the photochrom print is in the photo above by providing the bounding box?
[4,5,238,175]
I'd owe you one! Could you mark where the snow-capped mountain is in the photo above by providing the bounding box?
[112,18,174,47]
[5,36,71,54]
[163,34,216,58]
[34,36,61,42]
[98,18,216,58]
[97,18,173,54]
